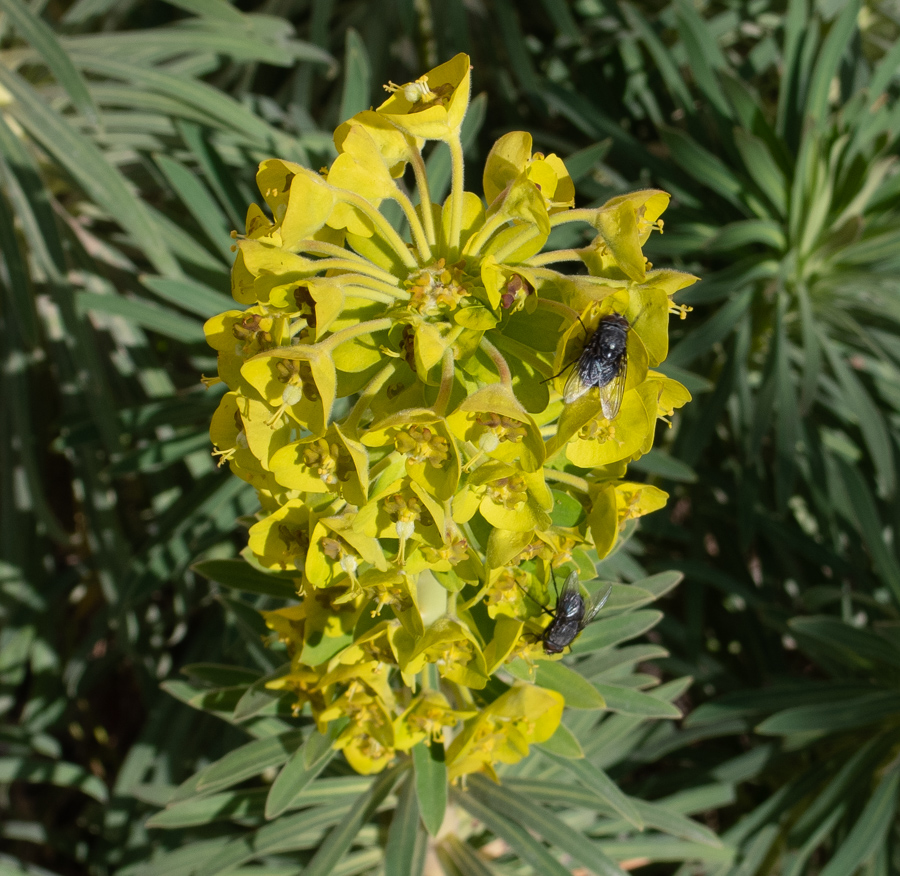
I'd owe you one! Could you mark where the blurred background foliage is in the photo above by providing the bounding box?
[2,0,900,873]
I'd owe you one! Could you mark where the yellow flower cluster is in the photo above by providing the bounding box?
[205,54,696,778]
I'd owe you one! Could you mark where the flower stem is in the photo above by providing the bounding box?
[345,361,398,433]
[297,256,404,288]
[448,133,465,256]
[479,336,511,386]
[392,188,433,264]
[340,191,419,270]
[462,210,509,257]
[433,346,456,417]
[321,317,394,352]
[543,469,590,493]
[527,248,582,267]
[407,136,437,246]
[490,333,553,379]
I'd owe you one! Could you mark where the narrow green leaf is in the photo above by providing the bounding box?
[633,571,684,600]
[593,682,682,718]
[196,729,306,793]
[339,29,370,124]
[570,610,663,654]
[533,660,607,709]
[384,775,425,876]
[629,450,697,483]
[413,739,447,836]
[622,4,692,110]
[0,188,39,347]
[538,749,643,828]
[805,0,861,124]
[819,769,900,876]
[192,559,297,599]
[76,292,204,343]
[141,275,234,319]
[633,799,722,848]
[789,616,900,671]
[536,718,585,758]
[467,775,628,876]
[147,788,266,828]
[0,757,108,803]
[667,287,753,368]
[732,129,788,217]
[756,691,900,735]
[0,67,179,277]
[154,154,233,260]
[438,834,499,876]
[675,0,731,118]
[233,664,293,723]
[660,126,746,210]
[0,0,98,122]
[265,736,335,819]
[453,787,573,876]
[302,765,404,876]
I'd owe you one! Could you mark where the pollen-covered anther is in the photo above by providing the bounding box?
[485,476,528,510]
[394,424,450,468]
[475,412,527,446]
[302,439,344,485]
[669,301,693,320]
[488,567,528,606]
[406,259,469,315]
[579,418,623,446]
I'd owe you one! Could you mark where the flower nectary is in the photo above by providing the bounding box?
[204,52,696,780]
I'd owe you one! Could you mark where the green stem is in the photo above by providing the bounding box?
[543,468,590,493]
[462,209,509,257]
[407,136,436,245]
[321,317,394,352]
[478,336,512,386]
[339,191,418,270]
[433,346,456,417]
[392,188,432,263]
[294,256,404,288]
[535,296,581,323]
[527,248,582,267]
[345,361,398,432]
[491,207,598,263]
[490,332,553,378]
[448,133,465,255]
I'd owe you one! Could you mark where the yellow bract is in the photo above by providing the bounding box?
[205,53,696,783]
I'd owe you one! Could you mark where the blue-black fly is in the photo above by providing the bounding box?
[563,313,629,420]
[519,570,612,654]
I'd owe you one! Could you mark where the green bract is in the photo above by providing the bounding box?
[205,54,695,779]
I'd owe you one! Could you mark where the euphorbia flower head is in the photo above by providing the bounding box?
[206,53,696,779]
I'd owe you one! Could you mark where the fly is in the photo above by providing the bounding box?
[518,570,612,654]
[562,313,629,420]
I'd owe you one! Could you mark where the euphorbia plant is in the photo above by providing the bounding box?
[205,53,695,781]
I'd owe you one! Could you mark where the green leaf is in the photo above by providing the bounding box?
[339,29,370,124]
[453,787,573,876]
[675,0,730,118]
[76,292,205,343]
[233,665,292,723]
[0,757,108,803]
[667,287,753,368]
[756,691,900,735]
[0,67,179,277]
[413,739,447,836]
[193,729,306,796]
[301,765,404,876]
[733,129,788,217]
[632,571,684,600]
[550,488,586,526]
[0,0,98,123]
[538,749,643,829]
[264,735,336,819]
[819,768,900,876]
[438,834,500,876]
[192,559,298,599]
[536,719,585,758]
[629,450,697,483]
[789,616,900,671]
[384,775,425,876]
[660,126,746,210]
[154,154,233,260]
[141,275,234,318]
[466,775,628,876]
[593,682,682,718]
[805,0,860,124]
[570,610,663,654]
[0,187,39,347]
[533,660,607,709]
[147,788,266,828]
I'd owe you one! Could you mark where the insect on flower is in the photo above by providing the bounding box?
[520,570,612,654]
[558,313,631,420]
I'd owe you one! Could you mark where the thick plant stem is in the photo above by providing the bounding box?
[462,210,509,257]
[448,134,465,255]
[345,361,398,432]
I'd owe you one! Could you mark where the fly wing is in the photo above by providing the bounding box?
[563,358,593,404]
[585,584,612,623]
[598,354,627,420]
[556,569,582,607]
